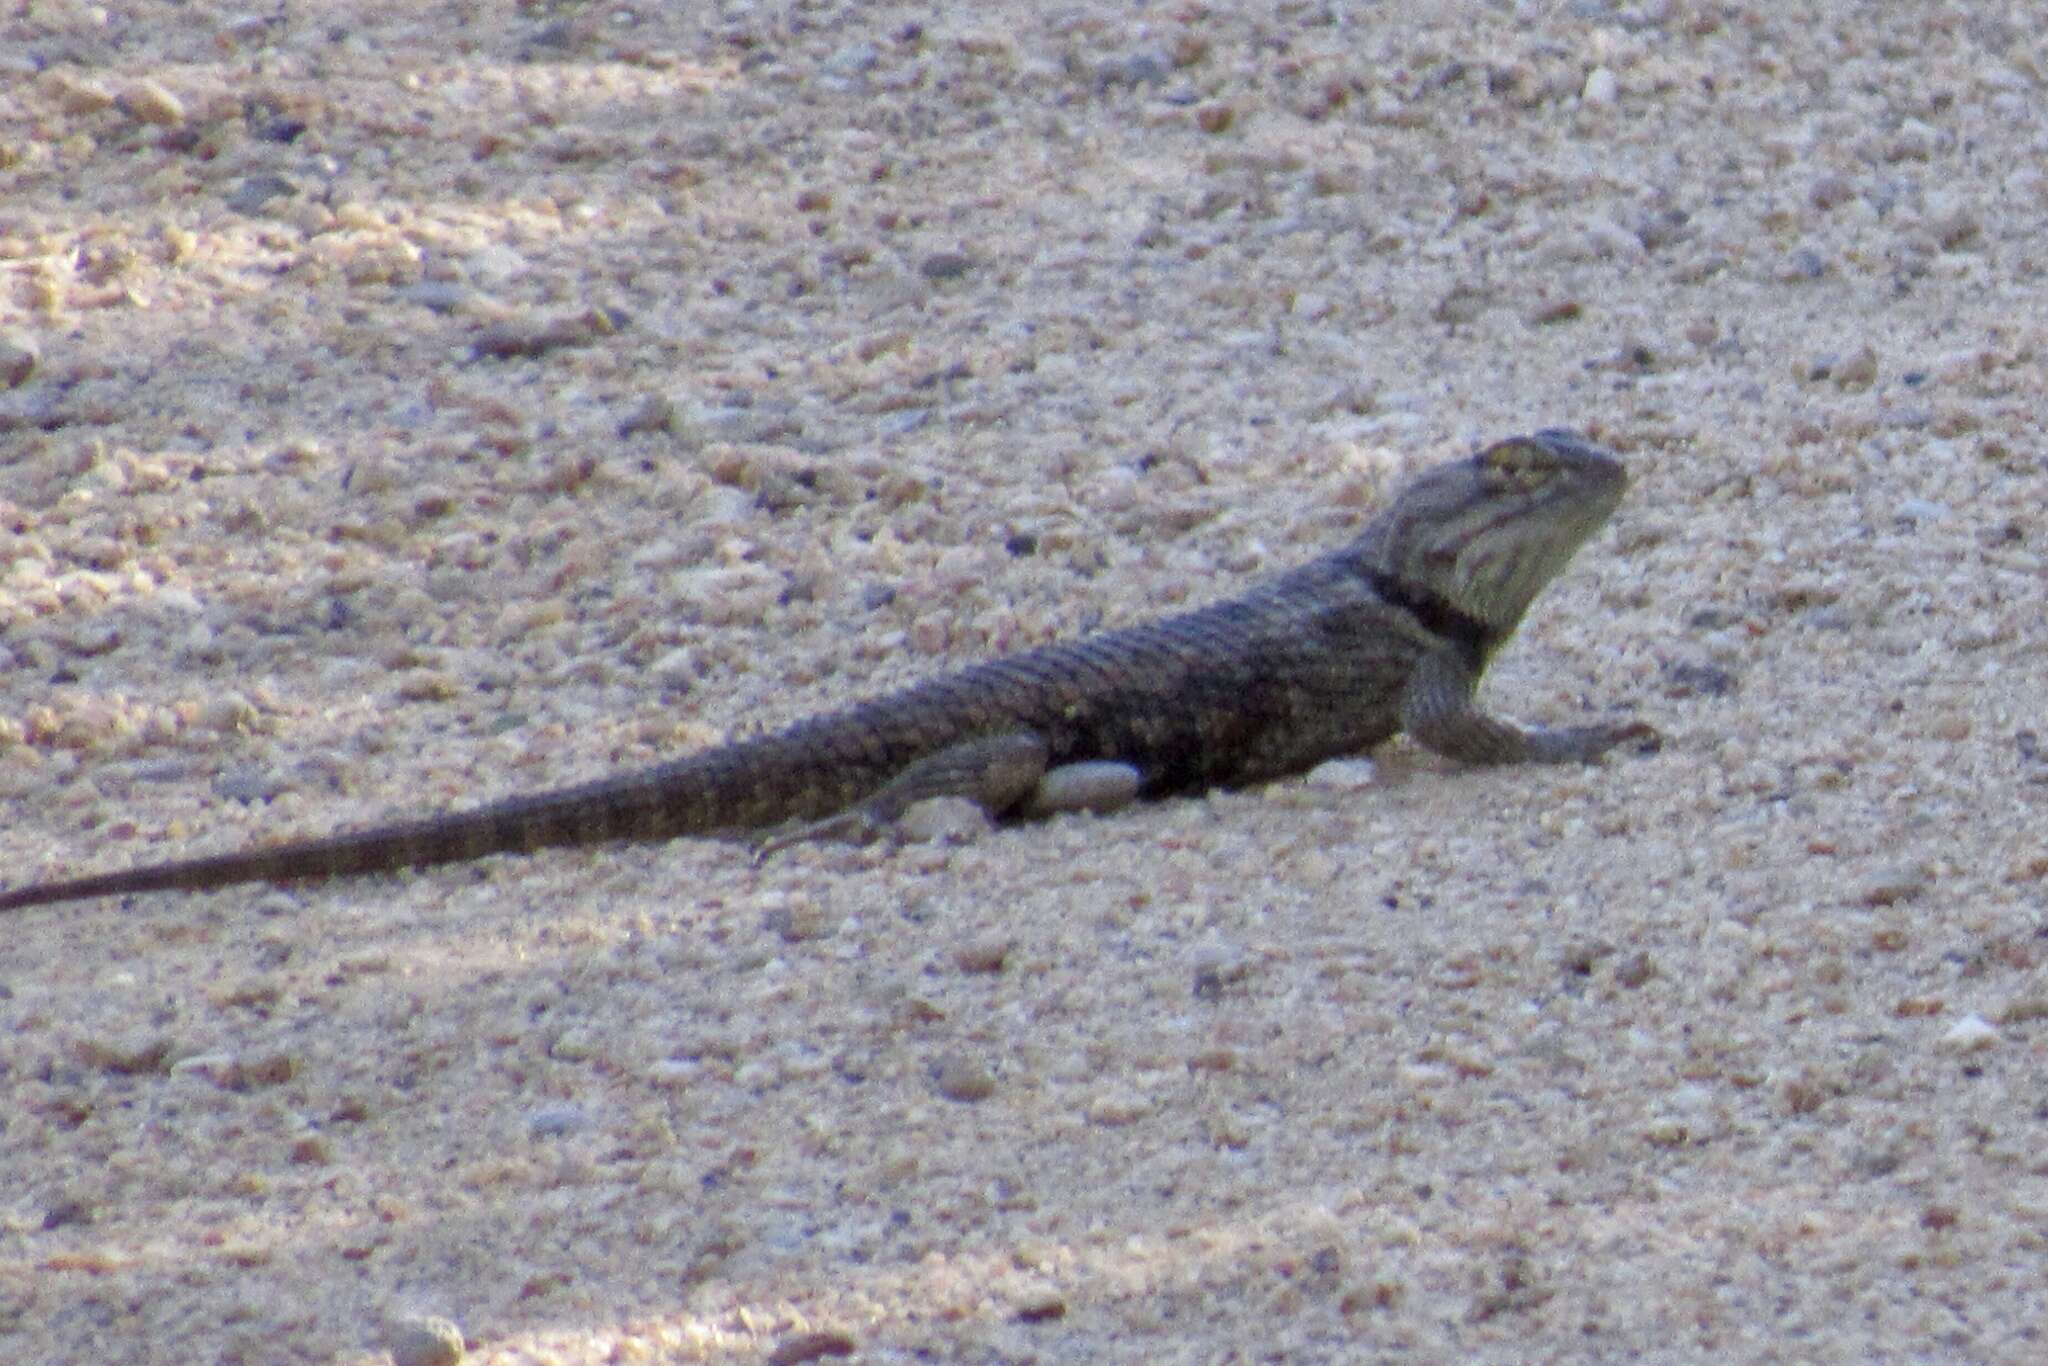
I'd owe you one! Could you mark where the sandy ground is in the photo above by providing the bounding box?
[3,0,2047,1361]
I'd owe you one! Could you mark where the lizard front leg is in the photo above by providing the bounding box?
[1400,646,1658,765]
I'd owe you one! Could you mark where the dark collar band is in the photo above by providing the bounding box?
[1365,570,1494,670]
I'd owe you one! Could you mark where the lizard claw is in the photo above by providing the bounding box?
[751,808,885,864]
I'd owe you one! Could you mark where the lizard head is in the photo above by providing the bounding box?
[1374,429,1629,634]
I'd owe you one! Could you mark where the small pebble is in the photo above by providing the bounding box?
[42,1197,95,1231]
[527,1102,589,1138]
[1612,952,1657,989]
[220,13,280,46]
[1809,173,1855,211]
[1093,50,1170,90]
[1858,870,1926,907]
[761,895,834,942]
[1894,498,1948,527]
[1778,247,1830,282]
[1025,760,1141,816]
[820,43,880,79]
[1304,758,1378,791]
[225,173,298,216]
[952,937,1011,974]
[167,1050,295,1090]
[879,408,930,437]
[0,332,39,388]
[385,1315,465,1366]
[548,1030,597,1062]
[1831,346,1878,389]
[1663,660,1739,698]
[1580,67,1618,105]
[120,79,186,127]
[74,1033,173,1075]
[2000,994,2048,1025]
[471,309,617,360]
[933,1052,996,1102]
[1013,1292,1067,1323]
[1582,216,1643,260]
[1087,1093,1150,1126]
[896,794,991,844]
[463,243,529,284]
[1937,1015,1999,1054]
[918,251,974,281]
[401,281,475,315]
[1642,1116,1690,1148]
[391,665,459,700]
[45,71,115,115]
[1191,941,1256,998]
[1933,209,1981,252]
[215,768,289,802]
[1888,119,1939,161]
[766,1331,857,1365]
[1528,297,1582,326]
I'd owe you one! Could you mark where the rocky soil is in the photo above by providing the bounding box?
[4,0,2047,1360]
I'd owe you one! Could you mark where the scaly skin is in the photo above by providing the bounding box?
[0,430,1656,913]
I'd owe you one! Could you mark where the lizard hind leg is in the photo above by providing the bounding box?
[753,732,1051,861]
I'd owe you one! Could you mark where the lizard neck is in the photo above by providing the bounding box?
[1360,567,1498,673]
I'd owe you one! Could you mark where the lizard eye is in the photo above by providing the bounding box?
[1481,438,1544,488]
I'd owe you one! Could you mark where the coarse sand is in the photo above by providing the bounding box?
[4,1,2048,1361]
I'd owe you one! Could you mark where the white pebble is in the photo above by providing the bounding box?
[1938,1014,1999,1054]
[385,1315,464,1366]
[527,1102,589,1138]
[897,795,993,843]
[1305,758,1379,791]
[1027,761,1142,816]
[1894,498,1948,526]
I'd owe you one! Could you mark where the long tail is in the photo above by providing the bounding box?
[0,767,709,912]
[0,726,892,913]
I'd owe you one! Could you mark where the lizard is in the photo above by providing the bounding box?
[0,429,1657,914]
